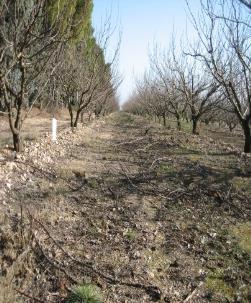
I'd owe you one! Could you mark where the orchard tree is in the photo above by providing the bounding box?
[0,0,64,151]
[0,0,94,152]
[187,0,251,152]
[170,57,220,134]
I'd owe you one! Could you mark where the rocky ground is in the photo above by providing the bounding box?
[0,112,250,303]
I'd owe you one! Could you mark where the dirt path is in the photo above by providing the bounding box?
[1,113,250,303]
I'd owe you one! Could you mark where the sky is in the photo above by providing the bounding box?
[92,0,200,105]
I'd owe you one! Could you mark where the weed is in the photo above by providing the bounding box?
[67,284,102,303]
[125,229,136,241]
[87,178,99,189]
[87,226,99,236]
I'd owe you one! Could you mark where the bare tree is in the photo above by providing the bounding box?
[150,48,188,130]
[0,0,66,152]
[170,52,221,134]
[238,0,251,9]
[187,0,251,152]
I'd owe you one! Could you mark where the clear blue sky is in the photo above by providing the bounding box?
[92,0,199,105]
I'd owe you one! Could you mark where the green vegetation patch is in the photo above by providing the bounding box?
[205,225,251,302]
[232,222,251,253]
[158,163,177,176]
[205,268,235,301]
[205,267,250,303]
[67,284,102,303]
[0,137,13,148]
[124,228,137,241]
[48,0,93,42]
[232,177,251,195]
[123,228,138,241]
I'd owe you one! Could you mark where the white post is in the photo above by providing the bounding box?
[52,117,57,142]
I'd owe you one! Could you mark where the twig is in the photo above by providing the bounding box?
[15,288,50,303]
[183,282,203,302]
[149,157,170,169]
[32,234,79,284]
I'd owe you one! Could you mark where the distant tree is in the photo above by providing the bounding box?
[150,49,187,130]
[58,18,120,127]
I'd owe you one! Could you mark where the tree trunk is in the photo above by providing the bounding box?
[68,103,74,127]
[74,110,81,128]
[192,117,199,135]
[162,113,166,127]
[242,120,251,153]
[176,115,181,130]
[13,133,23,153]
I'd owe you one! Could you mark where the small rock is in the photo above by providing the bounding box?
[170,259,179,268]
[133,251,141,259]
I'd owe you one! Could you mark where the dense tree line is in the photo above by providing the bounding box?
[124,0,251,153]
[0,0,119,152]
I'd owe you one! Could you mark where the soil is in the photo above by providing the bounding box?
[0,112,250,303]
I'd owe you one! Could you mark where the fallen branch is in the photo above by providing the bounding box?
[183,282,204,303]
[15,288,51,303]
[33,234,80,284]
